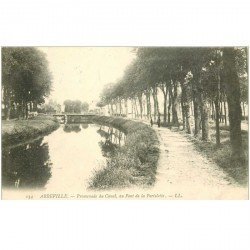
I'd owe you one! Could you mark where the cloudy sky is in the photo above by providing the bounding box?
[39,47,136,105]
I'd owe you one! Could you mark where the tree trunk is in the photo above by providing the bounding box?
[214,67,221,145]
[242,102,246,120]
[224,101,227,125]
[148,91,152,119]
[131,99,134,118]
[163,92,167,125]
[134,98,139,118]
[33,101,38,112]
[155,90,160,116]
[180,81,191,133]
[6,97,11,120]
[160,84,168,126]
[190,101,193,116]
[119,99,122,115]
[192,84,201,136]
[168,87,172,124]
[211,101,215,120]
[145,91,151,119]
[215,79,221,146]
[125,99,128,117]
[180,84,185,130]
[223,47,242,158]
[171,82,179,126]
[4,87,11,120]
[25,102,29,119]
[152,88,157,122]
[138,94,143,119]
[17,103,21,119]
[143,98,146,118]
[181,95,186,130]
[115,101,119,115]
[215,98,220,145]
[185,102,191,134]
[198,91,209,141]
[220,101,223,123]
[21,101,25,118]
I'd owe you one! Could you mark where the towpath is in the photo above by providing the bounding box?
[150,125,248,199]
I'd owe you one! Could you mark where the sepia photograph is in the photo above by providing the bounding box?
[1,46,248,200]
[1,1,250,250]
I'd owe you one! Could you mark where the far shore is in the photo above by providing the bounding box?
[2,114,60,146]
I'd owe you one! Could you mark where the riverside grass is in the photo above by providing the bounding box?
[180,124,248,186]
[2,115,60,146]
[88,116,160,190]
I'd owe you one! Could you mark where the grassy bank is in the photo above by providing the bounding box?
[2,115,60,146]
[179,125,248,186]
[88,116,160,190]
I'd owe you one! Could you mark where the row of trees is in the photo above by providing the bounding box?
[63,100,89,113]
[39,99,62,114]
[99,47,248,158]
[2,47,52,119]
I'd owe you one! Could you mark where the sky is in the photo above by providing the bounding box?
[39,47,136,105]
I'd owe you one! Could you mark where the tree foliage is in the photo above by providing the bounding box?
[63,100,89,113]
[99,47,248,158]
[2,47,52,119]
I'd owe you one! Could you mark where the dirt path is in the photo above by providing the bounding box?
[152,126,248,199]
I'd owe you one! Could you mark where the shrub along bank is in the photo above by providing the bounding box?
[2,115,60,146]
[88,116,160,189]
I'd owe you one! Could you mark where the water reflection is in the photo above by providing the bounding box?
[2,138,52,189]
[2,123,125,190]
[81,124,89,129]
[97,126,125,157]
[63,124,82,133]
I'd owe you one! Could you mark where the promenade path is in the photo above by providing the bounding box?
[151,125,248,199]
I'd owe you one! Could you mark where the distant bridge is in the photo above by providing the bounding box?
[53,113,96,123]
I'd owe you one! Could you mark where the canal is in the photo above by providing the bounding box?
[2,123,125,192]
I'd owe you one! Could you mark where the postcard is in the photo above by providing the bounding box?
[1,47,248,200]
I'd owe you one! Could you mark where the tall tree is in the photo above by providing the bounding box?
[223,47,243,158]
[2,47,52,119]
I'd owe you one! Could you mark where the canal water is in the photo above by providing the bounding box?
[2,124,125,192]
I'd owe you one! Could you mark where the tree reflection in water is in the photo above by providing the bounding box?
[63,124,81,133]
[2,138,52,189]
[1,124,126,190]
[81,123,89,129]
[97,126,125,157]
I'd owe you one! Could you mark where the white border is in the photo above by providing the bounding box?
[1,1,250,250]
